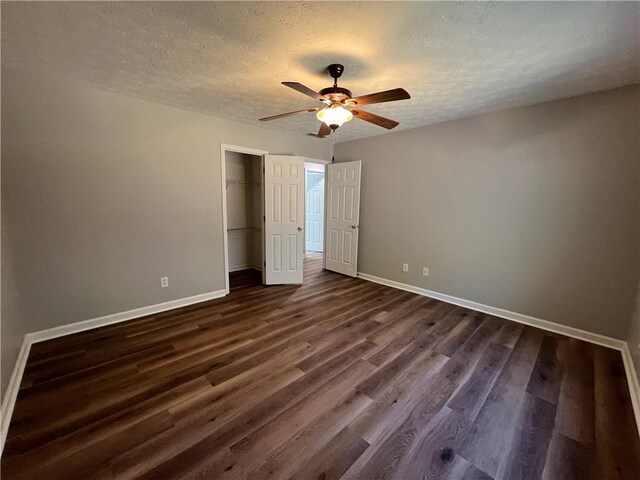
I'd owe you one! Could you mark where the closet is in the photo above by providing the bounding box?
[225,151,263,273]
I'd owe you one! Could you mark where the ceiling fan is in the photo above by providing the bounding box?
[259,64,410,137]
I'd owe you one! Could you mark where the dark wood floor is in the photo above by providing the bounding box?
[2,253,640,479]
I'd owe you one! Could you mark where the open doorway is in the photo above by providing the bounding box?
[221,144,268,293]
[305,162,325,254]
[305,171,324,251]
[222,149,332,292]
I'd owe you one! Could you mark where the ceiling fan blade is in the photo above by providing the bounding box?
[351,108,399,129]
[282,82,328,102]
[350,88,410,106]
[259,107,318,122]
[307,122,331,138]
[307,122,332,138]
[319,122,332,137]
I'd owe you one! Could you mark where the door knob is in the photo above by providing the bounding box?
[297,226,303,231]
[351,225,358,229]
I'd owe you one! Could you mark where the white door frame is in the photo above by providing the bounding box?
[220,143,269,294]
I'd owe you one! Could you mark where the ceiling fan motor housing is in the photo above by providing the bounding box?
[319,86,352,103]
[321,63,352,102]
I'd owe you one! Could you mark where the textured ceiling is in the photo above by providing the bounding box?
[2,1,639,142]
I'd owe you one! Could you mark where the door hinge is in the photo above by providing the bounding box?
[264,261,266,267]
[263,215,266,222]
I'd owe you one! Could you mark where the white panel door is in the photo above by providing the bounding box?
[264,155,305,284]
[305,171,325,252]
[325,161,362,277]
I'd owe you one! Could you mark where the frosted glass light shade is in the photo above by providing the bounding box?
[316,105,353,127]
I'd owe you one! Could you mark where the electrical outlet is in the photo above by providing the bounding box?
[160,276,169,288]
[423,267,430,277]
[402,263,409,272]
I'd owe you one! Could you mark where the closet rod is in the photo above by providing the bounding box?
[226,179,259,189]
[227,227,260,232]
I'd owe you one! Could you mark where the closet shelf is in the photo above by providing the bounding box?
[227,227,261,232]
[226,179,260,189]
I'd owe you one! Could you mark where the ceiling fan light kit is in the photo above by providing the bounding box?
[316,104,353,129]
[259,63,410,137]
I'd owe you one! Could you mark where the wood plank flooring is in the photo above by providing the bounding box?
[2,253,640,479]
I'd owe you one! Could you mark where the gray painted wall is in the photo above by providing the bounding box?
[1,208,28,406]
[1,70,331,398]
[628,287,640,379]
[335,85,640,339]
[627,184,640,379]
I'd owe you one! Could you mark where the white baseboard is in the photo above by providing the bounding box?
[229,264,251,273]
[621,344,640,438]
[0,337,32,455]
[357,272,625,350]
[229,265,262,273]
[28,290,226,343]
[0,289,226,456]
[357,271,640,437]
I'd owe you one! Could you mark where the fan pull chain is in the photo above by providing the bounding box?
[331,128,337,162]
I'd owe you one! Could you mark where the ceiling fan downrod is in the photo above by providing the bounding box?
[319,64,352,103]
[328,63,344,87]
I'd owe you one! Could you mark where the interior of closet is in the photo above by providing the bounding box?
[225,151,263,275]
